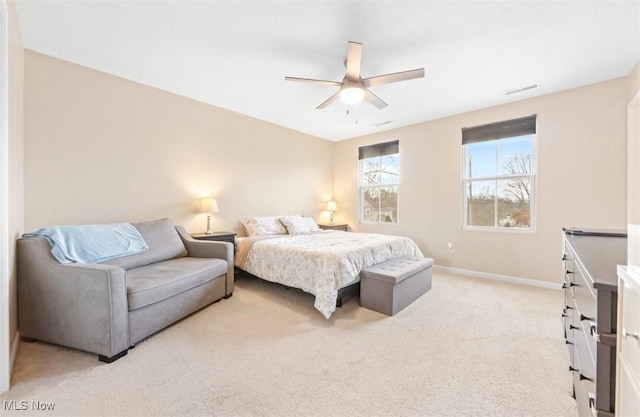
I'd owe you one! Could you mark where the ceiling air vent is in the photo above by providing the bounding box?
[505,84,538,95]
[374,121,393,127]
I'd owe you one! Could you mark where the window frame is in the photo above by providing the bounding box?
[461,122,537,232]
[358,142,400,225]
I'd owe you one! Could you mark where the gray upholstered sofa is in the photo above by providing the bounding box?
[17,218,234,362]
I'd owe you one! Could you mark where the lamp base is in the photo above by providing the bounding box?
[205,215,213,234]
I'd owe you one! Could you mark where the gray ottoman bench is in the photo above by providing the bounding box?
[360,256,433,315]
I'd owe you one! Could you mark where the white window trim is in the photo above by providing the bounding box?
[461,134,538,232]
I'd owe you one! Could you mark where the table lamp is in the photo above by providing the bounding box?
[326,201,338,225]
[200,197,219,234]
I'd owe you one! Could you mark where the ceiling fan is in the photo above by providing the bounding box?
[285,41,425,110]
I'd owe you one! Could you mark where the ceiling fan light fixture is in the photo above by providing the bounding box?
[339,86,365,105]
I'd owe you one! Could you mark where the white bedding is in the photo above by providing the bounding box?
[235,231,423,318]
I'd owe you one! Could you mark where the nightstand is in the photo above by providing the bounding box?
[318,224,349,231]
[190,231,236,247]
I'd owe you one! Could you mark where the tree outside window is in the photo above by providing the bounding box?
[462,115,536,230]
[359,141,399,224]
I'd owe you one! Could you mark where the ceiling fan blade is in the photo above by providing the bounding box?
[363,68,425,87]
[316,91,341,109]
[364,88,388,109]
[285,76,342,87]
[345,41,362,80]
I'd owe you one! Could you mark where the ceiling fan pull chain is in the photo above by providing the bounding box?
[345,106,359,124]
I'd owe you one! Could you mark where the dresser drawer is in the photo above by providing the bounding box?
[580,318,598,367]
[563,251,576,345]
[572,261,597,324]
[573,351,597,417]
[564,251,575,275]
[574,323,596,384]
[563,291,575,341]
[564,305,576,366]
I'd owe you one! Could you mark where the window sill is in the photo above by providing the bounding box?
[463,225,536,233]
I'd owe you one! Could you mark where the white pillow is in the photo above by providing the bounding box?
[279,215,311,235]
[240,216,288,237]
[302,216,320,232]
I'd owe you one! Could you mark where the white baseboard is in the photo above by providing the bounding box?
[433,265,561,290]
[10,330,19,376]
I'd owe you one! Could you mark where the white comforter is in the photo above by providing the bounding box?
[235,231,423,318]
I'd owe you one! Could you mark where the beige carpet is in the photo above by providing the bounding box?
[1,270,578,417]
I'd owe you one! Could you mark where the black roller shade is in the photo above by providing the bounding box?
[358,140,399,160]
[462,115,536,145]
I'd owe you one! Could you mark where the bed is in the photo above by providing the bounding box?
[235,215,423,318]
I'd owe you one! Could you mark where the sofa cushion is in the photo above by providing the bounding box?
[126,257,228,311]
[102,218,187,270]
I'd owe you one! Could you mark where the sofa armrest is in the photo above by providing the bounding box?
[17,237,129,358]
[175,226,234,296]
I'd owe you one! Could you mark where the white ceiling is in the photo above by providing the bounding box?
[15,0,640,141]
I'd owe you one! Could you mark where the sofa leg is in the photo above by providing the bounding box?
[99,349,127,363]
[223,292,233,299]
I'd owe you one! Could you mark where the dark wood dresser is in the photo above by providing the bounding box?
[562,228,627,417]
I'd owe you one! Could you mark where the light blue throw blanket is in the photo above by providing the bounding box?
[24,222,149,264]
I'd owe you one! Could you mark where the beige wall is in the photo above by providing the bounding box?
[7,0,23,363]
[21,50,633,286]
[334,78,628,283]
[24,51,334,235]
[627,60,640,267]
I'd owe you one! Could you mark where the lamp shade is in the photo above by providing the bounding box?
[326,201,338,212]
[200,197,219,214]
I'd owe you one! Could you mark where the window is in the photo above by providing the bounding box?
[359,140,399,223]
[462,115,536,230]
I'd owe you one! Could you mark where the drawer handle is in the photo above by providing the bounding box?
[562,282,577,289]
[566,270,574,275]
[569,325,580,330]
[569,366,579,373]
[591,322,617,346]
[580,314,593,321]
[562,254,569,261]
[623,328,640,341]
[564,305,574,310]
[588,392,597,417]
[589,322,599,342]
[565,340,573,345]
[579,373,593,382]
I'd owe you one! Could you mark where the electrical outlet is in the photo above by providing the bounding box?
[447,241,454,253]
